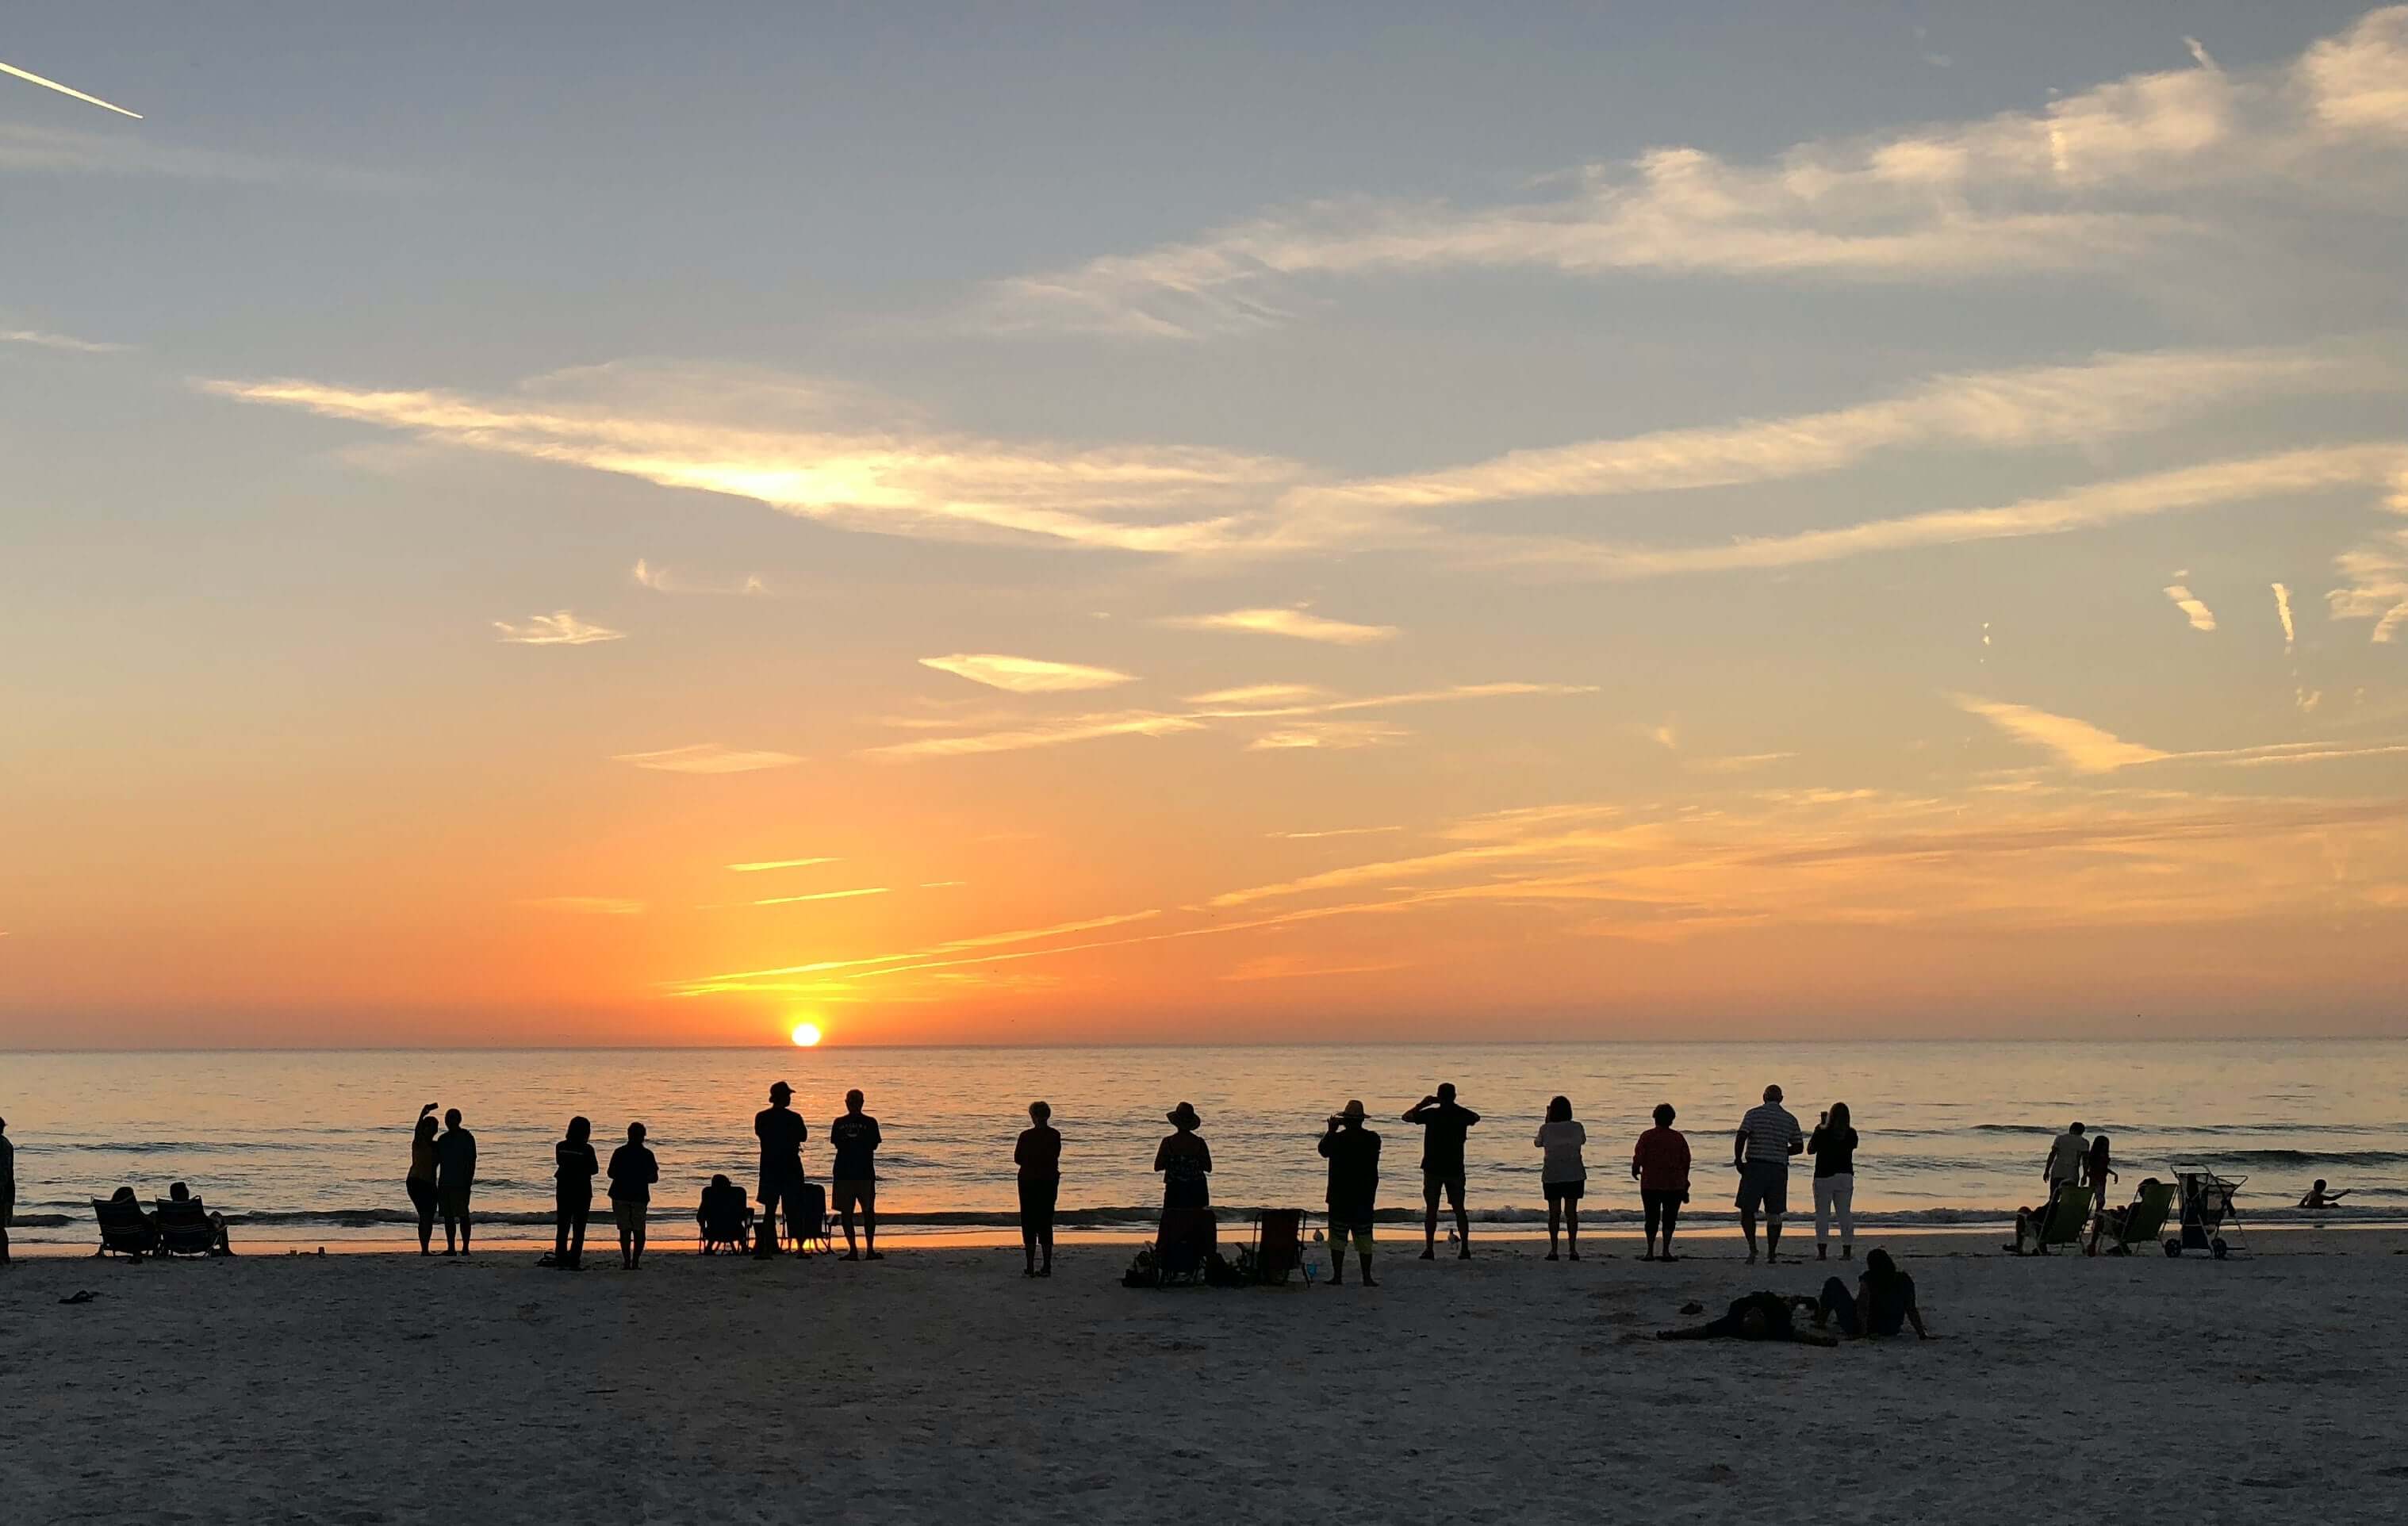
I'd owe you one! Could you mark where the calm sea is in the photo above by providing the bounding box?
[6,1041,2404,1247]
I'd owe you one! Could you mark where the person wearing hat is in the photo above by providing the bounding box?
[754,1081,811,1254]
[1317,1100,1382,1286]
[1155,1102,1212,1212]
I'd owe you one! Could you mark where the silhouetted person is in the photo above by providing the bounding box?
[1632,1102,1691,1261]
[1657,1290,1834,1346]
[698,1172,753,1250]
[754,1081,811,1255]
[167,1181,233,1255]
[0,1114,13,1265]
[1733,1084,1804,1264]
[1808,1101,1858,1262]
[1812,1248,1932,1339]
[830,1089,883,1261]
[1317,1099,1382,1286]
[608,1121,658,1269]
[1535,1095,1586,1262]
[436,1107,477,1256]
[1403,1083,1480,1260]
[2044,1121,2088,1198]
[1014,1100,1061,1277]
[548,1115,597,1269]
[2085,1133,2119,1217]
[406,1104,439,1256]
[2300,1178,2352,1210]
[1155,1101,1211,1216]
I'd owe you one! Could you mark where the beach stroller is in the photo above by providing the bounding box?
[1245,1210,1306,1286]
[2088,1178,2177,1256]
[90,1196,159,1260]
[153,1198,225,1257]
[2008,1179,2093,1256]
[2171,1164,2245,1258]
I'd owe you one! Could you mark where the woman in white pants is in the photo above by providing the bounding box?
[1807,1101,1857,1261]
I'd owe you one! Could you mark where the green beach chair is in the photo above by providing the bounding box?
[2008,1179,2093,1256]
[2090,1178,2176,1256]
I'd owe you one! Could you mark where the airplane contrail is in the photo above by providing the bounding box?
[1,58,143,119]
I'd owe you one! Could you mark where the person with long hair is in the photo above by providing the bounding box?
[1534,1095,1586,1261]
[547,1115,597,1270]
[406,1103,440,1256]
[2085,1133,2119,1217]
[1808,1101,1859,1262]
[1014,1100,1061,1278]
[1812,1247,1933,1339]
[1631,1103,1691,1261]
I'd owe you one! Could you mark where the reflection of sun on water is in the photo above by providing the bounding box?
[789,1021,824,1048]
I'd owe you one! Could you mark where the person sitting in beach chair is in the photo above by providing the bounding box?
[2088,1178,2175,1256]
[1811,1248,1933,1339]
[696,1174,753,1253]
[155,1183,233,1256]
[93,1187,160,1259]
[2299,1179,2351,1210]
[2008,1178,2092,1256]
[1656,1290,1837,1347]
[1250,1209,1305,1286]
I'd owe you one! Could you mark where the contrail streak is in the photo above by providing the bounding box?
[0,58,143,119]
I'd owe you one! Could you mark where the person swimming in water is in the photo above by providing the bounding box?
[2299,1179,2352,1210]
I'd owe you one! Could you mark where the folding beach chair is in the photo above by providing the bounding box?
[2171,1164,2246,1258]
[91,1197,158,1260]
[1156,1208,1217,1286]
[153,1198,224,1257]
[1248,1210,1306,1286]
[2008,1179,2093,1256]
[2088,1178,2176,1256]
[696,1188,753,1254]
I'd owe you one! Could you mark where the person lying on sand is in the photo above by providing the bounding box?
[1809,1248,1933,1340]
[2299,1179,2352,1210]
[1656,1290,1837,1347]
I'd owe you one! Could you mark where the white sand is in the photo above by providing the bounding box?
[2,1229,2402,1523]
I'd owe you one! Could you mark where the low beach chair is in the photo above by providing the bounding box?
[697,1191,753,1255]
[153,1198,224,1257]
[2089,1178,2176,1256]
[796,1182,834,1256]
[2009,1179,2093,1256]
[1248,1210,1306,1286]
[1156,1207,1217,1286]
[91,1196,158,1259]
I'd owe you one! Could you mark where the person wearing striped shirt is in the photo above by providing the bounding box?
[1731,1084,1804,1265]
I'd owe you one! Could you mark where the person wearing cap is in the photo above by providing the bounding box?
[754,1081,811,1254]
[1317,1100,1382,1286]
[1403,1083,1481,1260]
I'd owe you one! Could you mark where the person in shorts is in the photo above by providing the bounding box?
[1402,1083,1480,1260]
[607,1120,658,1269]
[753,1082,811,1254]
[1533,1095,1586,1261]
[1731,1084,1804,1264]
[829,1088,883,1261]
[1317,1100,1382,1286]
[435,1107,477,1256]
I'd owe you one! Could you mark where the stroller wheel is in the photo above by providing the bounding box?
[2211,1236,2228,1260]
[2162,1239,2181,1257]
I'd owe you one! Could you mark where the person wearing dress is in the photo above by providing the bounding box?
[1534,1095,1587,1262]
[550,1115,598,1269]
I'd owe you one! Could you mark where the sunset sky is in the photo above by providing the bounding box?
[5,5,2406,1047]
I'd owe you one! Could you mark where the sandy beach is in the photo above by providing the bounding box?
[4,1227,2402,1524]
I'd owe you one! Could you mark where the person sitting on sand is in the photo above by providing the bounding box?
[1015,1101,1061,1279]
[2299,1179,2352,1210]
[1318,1100,1382,1286]
[607,1121,658,1270]
[753,1081,811,1256]
[546,1114,598,1270]
[1812,1248,1932,1340]
[406,1105,440,1256]
[167,1182,234,1255]
[1657,1290,1836,1346]
[436,1107,477,1256]
[698,1173,752,1248]
[829,1089,884,1262]
[1632,1103,1690,1262]
[1733,1085,1804,1265]
[1403,1083,1481,1261]
[1534,1095,1586,1262]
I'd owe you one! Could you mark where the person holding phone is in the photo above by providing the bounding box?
[1317,1100,1382,1286]
[406,1103,440,1256]
[1807,1102,1858,1262]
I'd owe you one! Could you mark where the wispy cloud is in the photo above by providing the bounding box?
[919,653,1138,692]
[614,744,803,774]
[632,558,765,596]
[1951,696,2171,773]
[2162,583,2218,631]
[493,610,626,646]
[1,327,128,355]
[1693,752,1798,773]
[0,57,142,118]
[2329,525,2408,643]
[727,857,839,872]
[1265,825,1403,840]
[1164,607,1399,644]
[1220,953,1409,982]
[1247,721,1411,751]
[976,9,2408,339]
[1186,683,1329,705]
[750,887,889,907]
[522,896,644,915]
[2272,581,2298,650]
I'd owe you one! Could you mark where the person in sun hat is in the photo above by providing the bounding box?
[754,1081,811,1255]
[1317,1099,1382,1286]
[1153,1102,1214,1275]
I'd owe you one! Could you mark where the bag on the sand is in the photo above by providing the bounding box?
[1122,1245,1159,1288]
[1203,1252,1244,1288]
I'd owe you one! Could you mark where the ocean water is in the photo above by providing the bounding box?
[5,1041,2405,1246]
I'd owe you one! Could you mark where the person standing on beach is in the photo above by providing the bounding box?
[830,1089,883,1261]
[1732,1085,1804,1265]
[1404,1083,1480,1260]
[0,1114,14,1265]
[754,1081,811,1255]
[607,1121,658,1269]
[406,1105,440,1255]
[1632,1103,1690,1261]
[2043,1121,2088,1199]
[1808,1102,1858,1263]
[436,1107,477,1256]
[549,1115,598,1269]
[2084,1133,2119,1216]
[1318,1100,1382,1286]
[1014,1100,1061,1278]
[1534,1096,1586,1262]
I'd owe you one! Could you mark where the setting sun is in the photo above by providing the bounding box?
[789,1021,824,1048]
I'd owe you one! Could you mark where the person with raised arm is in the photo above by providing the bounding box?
[1318,1100,1382,1286]
[1403,1083,1481,1260]
[405,1104,440,1256]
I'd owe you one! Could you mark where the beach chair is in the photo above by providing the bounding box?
[1156,1207,1217,1286]
[696,1191,753,1254]
[1248,1210,1306,1286]
[2009,1179,2093,1256]
[153,1198,224,1257]
[796,1182,834,1256]
[91,1196,159,1260]
[2089,1179,2176,1256]
[2171,1164,2246,1257]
